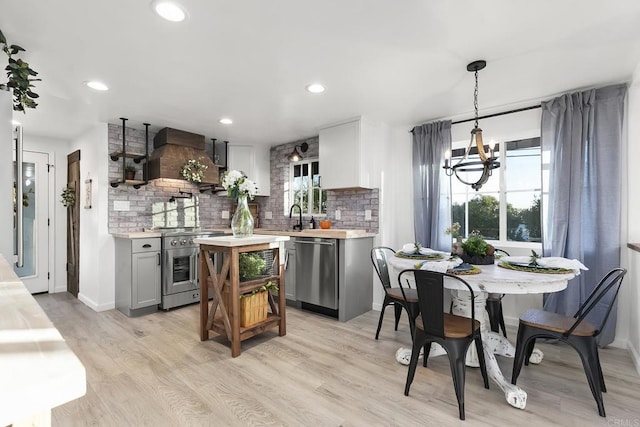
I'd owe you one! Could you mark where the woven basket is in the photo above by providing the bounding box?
[222,288,269,327]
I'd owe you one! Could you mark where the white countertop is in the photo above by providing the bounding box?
[112,231,162,238]
[254,228,376,239]
[0,256,86,425]
[194,234,290,247]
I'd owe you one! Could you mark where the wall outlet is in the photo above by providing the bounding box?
[265,211,273,220]
[335,210,341,220]
[364,209,372,221]
[113,200,130,211]
[221,210,229,219]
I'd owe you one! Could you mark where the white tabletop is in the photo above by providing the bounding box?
[194,234,290,248]
[389,256,576,295]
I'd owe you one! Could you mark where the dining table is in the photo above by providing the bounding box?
[388,254,577,410]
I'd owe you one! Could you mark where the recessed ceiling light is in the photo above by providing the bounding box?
[219,118,233,125]
[306,83,325,93]
[85,81,109,91]
[151,0,187,22]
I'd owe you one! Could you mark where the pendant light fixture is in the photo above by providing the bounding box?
[443,60,499,191]
[287,142,309,162]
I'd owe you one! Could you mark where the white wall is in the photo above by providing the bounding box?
[0,91,12,260]
[625,64,640,374]
[69,123,115,311]
[21,135,70,293]
[372,125,414,310]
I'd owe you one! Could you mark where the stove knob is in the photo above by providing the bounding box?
[180,239,187,245]
[170,240,178,246]
[188,239,194,245]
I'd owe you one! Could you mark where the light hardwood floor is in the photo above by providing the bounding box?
[37,293,640,426]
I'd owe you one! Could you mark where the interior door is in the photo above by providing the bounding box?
[67,150,80,297]
[13,150,50,293]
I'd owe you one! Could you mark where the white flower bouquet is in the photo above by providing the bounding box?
[221,169,258,200]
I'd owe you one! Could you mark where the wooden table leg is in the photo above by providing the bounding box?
[199,250,209,341]
[279,263,286,336]
[230,248,241,357]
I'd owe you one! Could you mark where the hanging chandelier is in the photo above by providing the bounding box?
[443,60,499,191]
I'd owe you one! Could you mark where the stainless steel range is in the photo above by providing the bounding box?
[156,228,224,310]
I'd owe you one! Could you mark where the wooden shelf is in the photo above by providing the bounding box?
[109,150,147,163]
[210,313,281,339]
[238,275,280,293]
[110,179,147,189]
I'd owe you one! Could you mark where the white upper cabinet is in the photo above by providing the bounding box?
[319,117,384,190]
[227,144,271,196]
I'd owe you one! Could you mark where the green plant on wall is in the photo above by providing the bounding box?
[0,28,40,112]
[61,186,75,208]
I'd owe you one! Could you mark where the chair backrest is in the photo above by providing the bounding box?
[569,268,627,337]
[371,246,396,290]
[399,269,476,339]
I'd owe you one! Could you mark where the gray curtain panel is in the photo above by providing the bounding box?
[541,84,626,346]
[412,121,452,252]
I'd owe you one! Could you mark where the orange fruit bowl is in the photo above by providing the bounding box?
[319,220,331,229]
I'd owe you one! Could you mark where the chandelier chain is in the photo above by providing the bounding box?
[474,69,479,128]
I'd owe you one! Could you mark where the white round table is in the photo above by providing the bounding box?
[389,256,576,410]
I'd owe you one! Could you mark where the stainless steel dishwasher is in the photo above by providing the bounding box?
[295,237,338,312]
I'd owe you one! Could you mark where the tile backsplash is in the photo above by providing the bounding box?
[108,125,379,234]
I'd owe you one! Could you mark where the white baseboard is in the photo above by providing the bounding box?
[372,303,382,311]
[52,285,67,293]
[628,341,640,377]
[78,292,114,312]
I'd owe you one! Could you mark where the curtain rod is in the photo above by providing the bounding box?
[410,104,541,132]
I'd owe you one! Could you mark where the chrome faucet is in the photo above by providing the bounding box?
[289,204,303,231]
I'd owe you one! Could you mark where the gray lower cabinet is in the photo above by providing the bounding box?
[115,237,161,317]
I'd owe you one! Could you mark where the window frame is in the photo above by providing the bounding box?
[450,136,543,248]
[286,157,326,217]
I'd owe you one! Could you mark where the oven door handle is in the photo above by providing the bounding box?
[191,252,196,283]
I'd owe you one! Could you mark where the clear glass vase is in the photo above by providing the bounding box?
[231,194,254,238]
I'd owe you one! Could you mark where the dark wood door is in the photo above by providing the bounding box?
[67,150,80,297]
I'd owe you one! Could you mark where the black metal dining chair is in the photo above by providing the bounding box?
[511,268,627,417]
[486,248,510,337]
[371,247,419,340]
[402,269,489,420]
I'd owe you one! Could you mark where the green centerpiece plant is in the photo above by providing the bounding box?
[446,223,495,265]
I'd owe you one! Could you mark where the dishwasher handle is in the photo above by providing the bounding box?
[295,240,335,246]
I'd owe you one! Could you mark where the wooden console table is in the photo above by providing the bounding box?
[194,235,289,357]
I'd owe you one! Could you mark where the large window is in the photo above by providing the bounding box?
[286,159,326,216]
[451,137,541,243]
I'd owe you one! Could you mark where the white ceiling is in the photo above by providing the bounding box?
[2,0,640,146]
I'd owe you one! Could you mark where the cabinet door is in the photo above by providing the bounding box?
[132,251,161,308]
[319,119,361,189]
[228,144,271,196]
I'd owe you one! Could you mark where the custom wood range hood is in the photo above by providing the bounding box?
[147,128,219,184]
